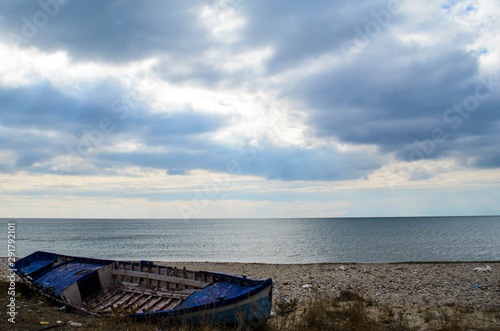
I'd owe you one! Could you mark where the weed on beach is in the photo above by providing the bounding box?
[266,288,500,331]
[1,281,500,330]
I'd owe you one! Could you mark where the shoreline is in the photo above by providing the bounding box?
[3,256,498,264]
[151,260,500,264]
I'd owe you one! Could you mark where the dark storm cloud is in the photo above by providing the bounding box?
[0,82,116,171]
[292,42,480,144]
[1,0,209,63]
[282,16,500,169]
[233,0,500,170]
[237,0,392,73]
[0,81,123,131]
[0,82,225,135]
[248,145,380,181]
[95,142,380,181]
[0,82,228,174]
[0,123,64,172]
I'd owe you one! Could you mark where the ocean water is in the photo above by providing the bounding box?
[1,216,499,263]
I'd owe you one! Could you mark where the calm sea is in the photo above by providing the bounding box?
[1,216,499,263]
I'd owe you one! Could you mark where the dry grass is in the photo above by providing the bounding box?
[265,289,500,331]
[266,289,408,331]
[83,318,220,331]
[2,281,500,331]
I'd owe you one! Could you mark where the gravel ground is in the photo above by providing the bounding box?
[2,259,499,309]
[157,261,500,310]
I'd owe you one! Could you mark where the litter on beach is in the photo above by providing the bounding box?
[472,265,492,272]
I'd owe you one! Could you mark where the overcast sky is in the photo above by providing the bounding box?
[1,0,499,218]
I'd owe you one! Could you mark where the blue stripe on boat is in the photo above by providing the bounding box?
[177,281,255,308]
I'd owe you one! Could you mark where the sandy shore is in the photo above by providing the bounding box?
[1,259,499,330]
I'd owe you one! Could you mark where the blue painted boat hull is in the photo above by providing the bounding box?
[12,251,273,327]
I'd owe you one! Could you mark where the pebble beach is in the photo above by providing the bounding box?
[160,261,500,309]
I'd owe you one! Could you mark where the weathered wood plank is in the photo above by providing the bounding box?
[153,298,173,312]
[112,269,210,289]
[93,291,126,312]
[87,290,119,311]
[122,293,144,311]
[141,296,163,313]
[166,299,183,310]
[132,295,153,313]
[114,292,135,308]
[118,284,195,299]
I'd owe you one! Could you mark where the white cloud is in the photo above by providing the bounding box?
[200,4,246,43]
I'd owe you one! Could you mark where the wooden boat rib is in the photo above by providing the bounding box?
[12,251,273,327]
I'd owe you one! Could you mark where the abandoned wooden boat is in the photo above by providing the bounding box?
[12,251,273,327]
